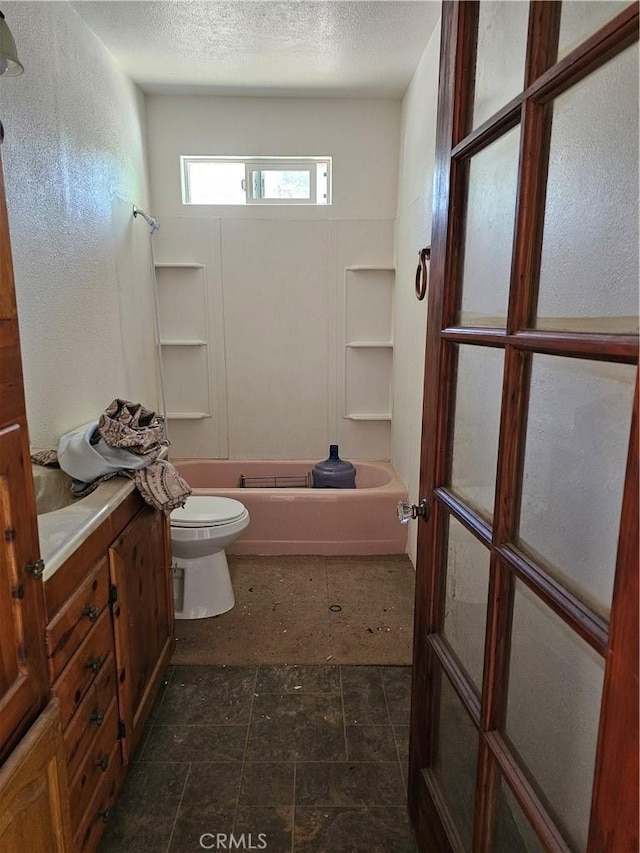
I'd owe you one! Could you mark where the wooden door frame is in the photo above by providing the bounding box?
[409,3,639,851]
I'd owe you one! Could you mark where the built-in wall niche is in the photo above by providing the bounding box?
[155,263,211,419]
[343,266,394,421]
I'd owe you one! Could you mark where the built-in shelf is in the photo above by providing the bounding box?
[343,266,395,422]
[345,341,393,349]
[166,412,210,420]
[160,340,208,346]
[345,265,395,272]
[154,262,211,425]
[345,413,392,421]
[154,263,205,269]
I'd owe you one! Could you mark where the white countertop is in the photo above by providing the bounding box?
[37,476,136,581]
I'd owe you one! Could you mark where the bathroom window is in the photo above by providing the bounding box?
[181,156,331,205]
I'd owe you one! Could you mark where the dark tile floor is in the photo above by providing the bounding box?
[99,664,417,853]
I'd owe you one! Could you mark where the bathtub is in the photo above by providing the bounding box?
[173,459,408,556]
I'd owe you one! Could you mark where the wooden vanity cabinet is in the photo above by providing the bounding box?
[0,143,49,767]
[0,699,73,851]
[43,491,174,851]
[109,504,174,762]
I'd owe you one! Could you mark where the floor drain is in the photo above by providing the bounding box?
[329,604,342,612]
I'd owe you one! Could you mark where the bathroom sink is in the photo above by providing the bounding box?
[32,465,79,514]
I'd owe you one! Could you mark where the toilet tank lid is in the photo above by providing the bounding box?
[170,495,247,527]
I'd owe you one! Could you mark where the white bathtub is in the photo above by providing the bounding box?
[173,459,408,556]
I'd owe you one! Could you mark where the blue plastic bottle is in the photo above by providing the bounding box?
[312,445,356,488]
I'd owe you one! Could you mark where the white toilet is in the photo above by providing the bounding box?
[170,495,250,620]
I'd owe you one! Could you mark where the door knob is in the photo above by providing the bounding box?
[397,499,430,524]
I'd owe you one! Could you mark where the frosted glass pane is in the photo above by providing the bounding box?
[505,582,605,852]
[460,127,520,327]
[473,1,529,128]
[519,356,636,616]
[536,44,639,333]
[558,2,633,60]
[495,776,544,852]
[432,674,478,851]
[450,345,504,517]
[443,517,490,692]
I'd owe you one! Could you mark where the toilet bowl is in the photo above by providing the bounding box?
[170,495,250,620]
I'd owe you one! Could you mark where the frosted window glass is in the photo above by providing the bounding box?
[460,127,520,327]
[432,674,478,851]
[505,582,605,852]
[495,777,544,852]
[473,1,529,128]
[443,517,490,693]
[558,1,633,59]
[536,44,639,333]
[450,345,504,517]
[518,356,636,617]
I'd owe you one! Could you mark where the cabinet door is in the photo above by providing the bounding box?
[0,426,48,763]
[109,505,173,762]
[0,143,48,764]
[0,699,73,852]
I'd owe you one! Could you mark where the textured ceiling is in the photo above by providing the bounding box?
[71,1,441,97]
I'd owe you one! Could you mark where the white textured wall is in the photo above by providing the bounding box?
[0,2,154,448]
[392,20,441,565]
[146,96,399,460]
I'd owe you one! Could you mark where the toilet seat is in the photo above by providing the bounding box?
[170,495,247,528]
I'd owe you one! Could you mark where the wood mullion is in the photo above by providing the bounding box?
[434,488,493,548]
[529,1,639,105]
[428,634,481,726]
[442,327,639,361]
[484,731,573,853]
[512,330,639,362]
[475,3,561,846]
[497,545,608,655]
[451,98,522,161]
[451,2,638,164]
[587,378,639,852]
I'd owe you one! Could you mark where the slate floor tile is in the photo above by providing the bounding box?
[98,813,176,853]
[140,724,248,763]
[295,762,405,807]
[234,805,294,853]
[340,666,390,725]
[246,694,346,762]
[256,665,341,694]
[380,666,412,725]
[294,806,418,852]
[100,665,417,853]
[109,761,189,815]
[238,762,295,806]
[155,665,256,725]
[345,725,399,762]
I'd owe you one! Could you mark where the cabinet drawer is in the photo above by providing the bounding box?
[52,607,114,729]
[64,652,117,781]
[74,738,122,853]
[69,697,119,832]
[46,557,109,683]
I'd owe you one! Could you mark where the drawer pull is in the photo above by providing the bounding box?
[97,806,111,823]
[86,656,104,674]
[82,605,100,622]
[89,708,105,726]
[95,754,110,772]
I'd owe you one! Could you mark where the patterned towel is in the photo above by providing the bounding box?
[32,399,191,514]
[98,399,191,513]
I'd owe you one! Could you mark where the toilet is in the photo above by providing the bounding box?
[170,495,250,620]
